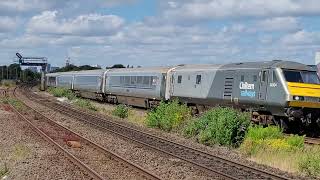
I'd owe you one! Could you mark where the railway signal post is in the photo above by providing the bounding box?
[15,52,48,91]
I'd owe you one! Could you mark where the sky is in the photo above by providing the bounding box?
[0,0,320,67]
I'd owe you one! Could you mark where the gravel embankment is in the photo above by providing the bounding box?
[22,90,226,179]
[0,105,91,180]
[32,89,306,179]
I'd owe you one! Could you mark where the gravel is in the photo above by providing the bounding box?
[0,104,91,180]
[22,89,226,179]
[31,88,307,179]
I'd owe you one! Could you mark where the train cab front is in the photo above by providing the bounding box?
[282,69,320,132]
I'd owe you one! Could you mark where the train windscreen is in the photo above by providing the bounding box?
[283,70,320,84]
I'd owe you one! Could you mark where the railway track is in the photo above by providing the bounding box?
[9,87,161,180]
[20,85,291,180]
[305,137,320,145]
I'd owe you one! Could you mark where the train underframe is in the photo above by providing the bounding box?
[252,107,320,136]
[73,90,320,136]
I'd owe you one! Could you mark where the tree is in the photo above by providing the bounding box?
[52,64,100,73]
[107,64,125,69]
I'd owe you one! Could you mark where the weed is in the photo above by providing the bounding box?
[112,104,129,118]
[47,87,75,100]
[146,100,191,132]
[0,163,8,178]
[240,126,305,156]
[73,99,97,111]
[4,98,25,110]
[299,146,320,177]
[184,107,250,147]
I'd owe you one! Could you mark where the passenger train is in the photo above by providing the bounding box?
[46,60,320,135]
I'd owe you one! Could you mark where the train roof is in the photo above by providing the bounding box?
[47,69,106,76]
[107,66,173,73]
[222,60,314,71]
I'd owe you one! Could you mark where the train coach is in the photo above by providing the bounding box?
[46,60,320,134]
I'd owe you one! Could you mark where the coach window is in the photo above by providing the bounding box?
[253,75,257,82]
[143,76,150,86]
[124,76,130,85]
[273,71,278,82]
[241,75,245,81]
[262,71,267,82]
[177,75,182,84]
[130,76,136,85]
[196,75,201,84]
[137,76,143,85]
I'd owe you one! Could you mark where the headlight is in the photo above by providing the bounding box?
[293,96,304,101]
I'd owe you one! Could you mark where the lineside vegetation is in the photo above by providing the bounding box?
[240,126,320,177]
[45,88,320,177]
[47,87,97,111]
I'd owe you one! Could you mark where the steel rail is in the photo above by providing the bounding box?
[12,87,161,180]
[23,85,290,180]
[6,88,105,180]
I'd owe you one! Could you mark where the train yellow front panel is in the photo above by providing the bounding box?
[287,82,320,98]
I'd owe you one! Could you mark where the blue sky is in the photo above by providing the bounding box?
[0,0,320,68]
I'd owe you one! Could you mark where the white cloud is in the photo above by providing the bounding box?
[256,17,300,32]
[0,0,137,15]
[163,0,320,21]
[27,11,125,36]
[0,16,18,32]
[281,30,320,45]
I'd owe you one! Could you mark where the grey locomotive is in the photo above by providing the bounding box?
[46,60,320,134]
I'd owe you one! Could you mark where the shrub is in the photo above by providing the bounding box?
[184,107,250,147]
[146,100,191,132]
[112,104,129,119]
[245,126,283,141]
[48,87,75,100]
[299,147,320,177]
[1,80,15,87]
[73,99,97,111]
[240,126,305,156]
[3,98,25,110]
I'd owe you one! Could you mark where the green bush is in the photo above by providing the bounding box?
[299,147,320,177]
[146,100,191,132]
[1,80,15,87]
[112,104,129,119]
[73,99,97,111]
[184,107,250,147]
[4,98,25,110]
[48,87,75,100]
[240,126,305,156]
[245,126,283,141]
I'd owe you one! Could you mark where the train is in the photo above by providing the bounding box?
[46,60,320,135]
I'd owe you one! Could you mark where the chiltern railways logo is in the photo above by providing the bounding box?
[239,82,255,98]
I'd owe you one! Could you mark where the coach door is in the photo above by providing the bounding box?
[259,70,269,100]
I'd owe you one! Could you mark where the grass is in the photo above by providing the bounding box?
[184,107,250,147]
[47,87,75,100]
[1,98,25,110]
[1,80,16,88]
[240,126,320,177]
[47,87,98,111]
[73,98,98,111]
[146,100,191,132]
[12,144,30,161]
[0,164,8,178]
[112,104,129,118]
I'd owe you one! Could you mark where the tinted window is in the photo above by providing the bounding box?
[261,71,267,82]
[177,75,182,83]
[283,70,320,84]
[143,76,150,85]
[253,75,257,82]
[137,76,143,85]
[196,75,201,84]
[241,75,244,81]
[272,71,278,82]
